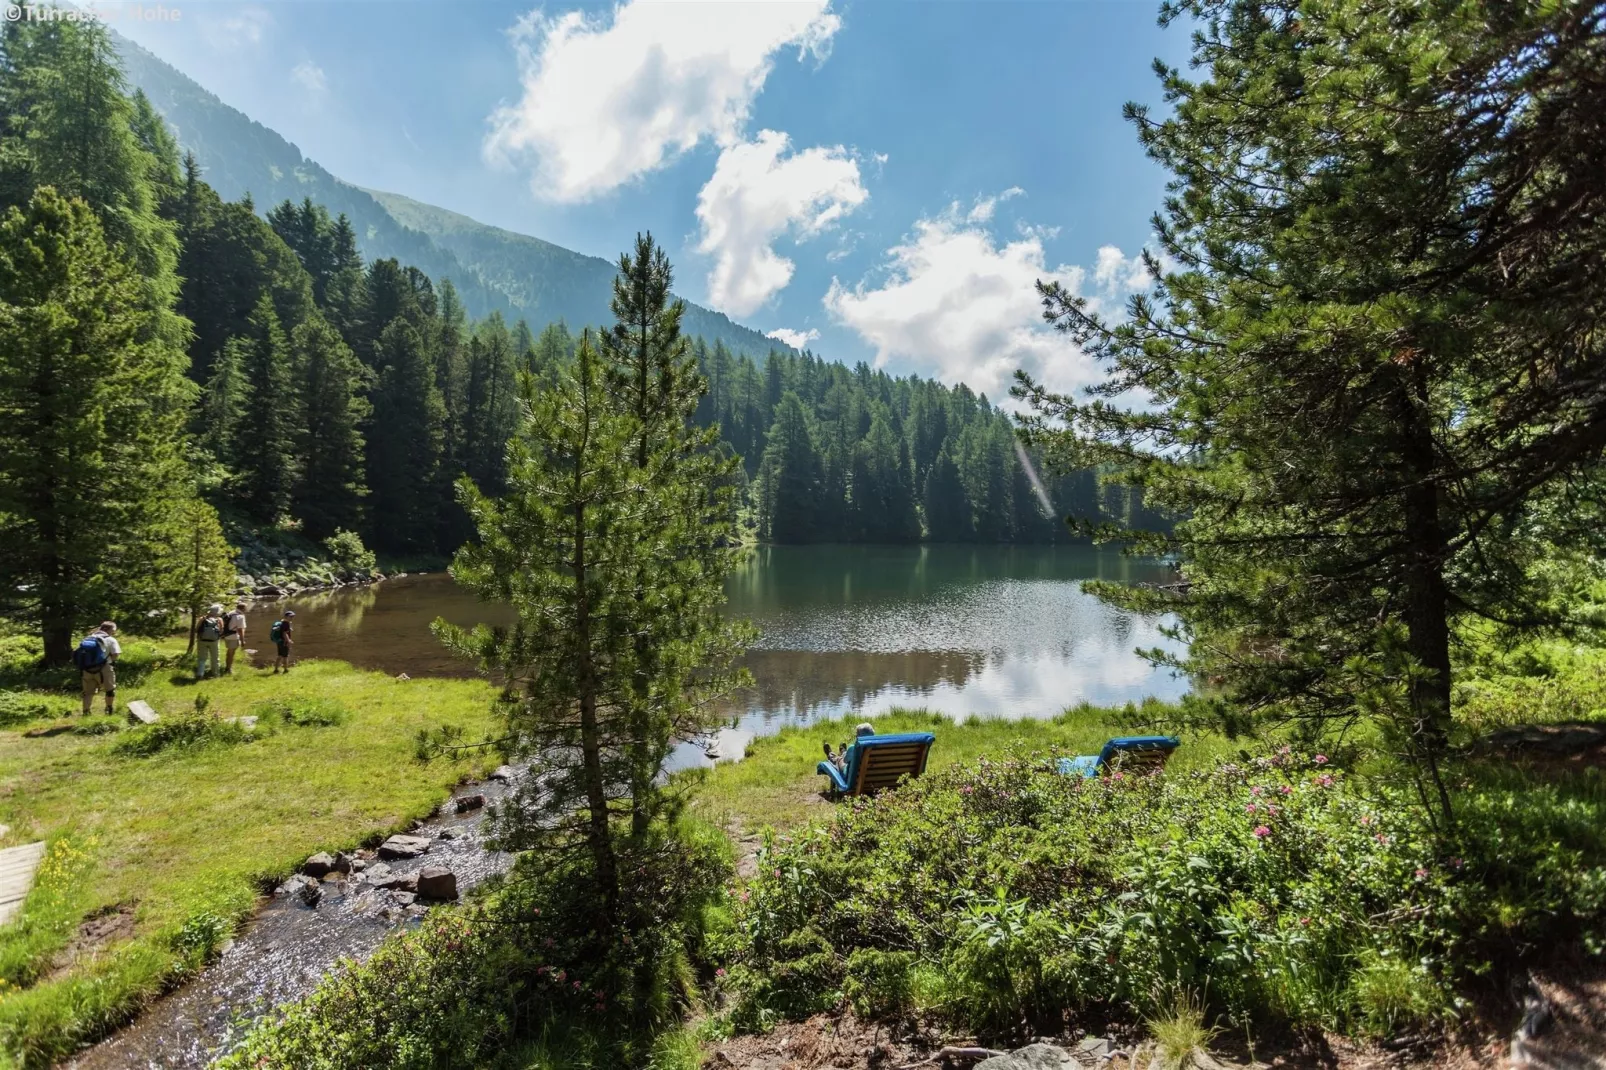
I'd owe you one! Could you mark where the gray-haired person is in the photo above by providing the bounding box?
[823,722,877,772]
[196,603,225,679]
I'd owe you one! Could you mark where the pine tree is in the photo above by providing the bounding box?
[293,317,369,538]
[0,188,195,661]
[176,497,235,653]
[597,233,749,839]
[1015,0,1606,798]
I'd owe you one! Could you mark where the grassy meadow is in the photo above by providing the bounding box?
[0,637,497,1066]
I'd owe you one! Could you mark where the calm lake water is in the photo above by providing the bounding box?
[258,545,1188,754]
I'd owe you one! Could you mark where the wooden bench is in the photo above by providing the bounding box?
[817,732,936,798]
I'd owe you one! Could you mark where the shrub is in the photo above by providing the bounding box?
[251,697,350,728]
[322,529,377,574]
[113,700,259,757]
[723,749,1606,1041]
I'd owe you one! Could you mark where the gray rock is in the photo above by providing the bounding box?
[332,851,354,874]
[489,765,519,782]
[390,891,416,906]
[437,828,460,840]
[374,872,418,893]
[297,880,323,908]
[362,861,392,883]
[274,874,313,897]
[350,858,368,873]
[377,834,432,860]
[976,1044,1077,1070]
[416,866,458,901]
[455,794,486,813]
[302,852,337,878]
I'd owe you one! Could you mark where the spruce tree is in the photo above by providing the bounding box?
[0,189,194,661]
[229,295,298,523]
[293,317,369,538]
[366,318,446,553]
[757,392,827,543]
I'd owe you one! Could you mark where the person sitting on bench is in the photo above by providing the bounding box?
[823,722,876,772]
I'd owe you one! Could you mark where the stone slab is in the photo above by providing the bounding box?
[0,841,47,927]
[127,700,159,725]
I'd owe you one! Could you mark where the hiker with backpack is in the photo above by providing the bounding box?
[270,610,295,673]
[223,601,247,675]
[74,621,121,715]
[195,603,225,679]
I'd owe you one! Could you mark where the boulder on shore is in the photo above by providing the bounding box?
[377,834,432,860]
[416,866,458,901]
[455,794,486,814]
[302,852,337,878]
[975,1044,1077,1070]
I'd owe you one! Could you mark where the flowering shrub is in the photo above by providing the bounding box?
[722,748,1606,1039]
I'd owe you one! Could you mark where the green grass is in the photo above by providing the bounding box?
[0,641,497,1066]
[689,700,1238,834]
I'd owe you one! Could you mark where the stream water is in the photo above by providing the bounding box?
[70,544,1187,1067]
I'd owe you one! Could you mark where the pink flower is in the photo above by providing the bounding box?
[573,980,582,990]
[1316,775,1333,788]
[556,970,566,982]
[1111,771,1125,781]
[537,965,548,975]
[1359,815,1373,826]
[1314,754,1329,765]
[960,785,974,795]
[1278,785,1292,796]
[1278,745,1292,756]
[1374,833,1390,845]
[1253,825,1272,839]
[1450,857,1464,868]
[1250,786,1264,797]
[1299,916,1311,927]
[531,906,541,915]
[1267,805,1281,816]
[1245,803,1258,814]
[1415,868,1429,879]
[715,968,727,978]
[739,890,750,902]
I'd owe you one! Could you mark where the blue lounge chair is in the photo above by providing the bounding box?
[1057,735,1180,778]
[817,732,937,798]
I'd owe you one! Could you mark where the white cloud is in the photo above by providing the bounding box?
[290,61,327,96]
[966,186,1023,224]
[203,5,270,48]
[824,198,1159,402]
[1094,244,1152,294]
[695,130,867,317]
[485,0,842,202]
[767,327,819,350]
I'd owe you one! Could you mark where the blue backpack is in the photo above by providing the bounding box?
[72,635,108,671]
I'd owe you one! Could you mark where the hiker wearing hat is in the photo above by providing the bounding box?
[270,610,296,674]
[222,601,248,675]
[74,621,121,715]
[195,603,225,679]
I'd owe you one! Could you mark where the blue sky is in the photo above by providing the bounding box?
[111,0,1189,400]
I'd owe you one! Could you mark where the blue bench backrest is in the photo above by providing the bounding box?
[843,732,936,795]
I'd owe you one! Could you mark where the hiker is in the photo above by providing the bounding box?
[74,621,121,715]
[222,601,247,674]
[822,722,876,772]
[195,603,224,679]
[270,610,295,673]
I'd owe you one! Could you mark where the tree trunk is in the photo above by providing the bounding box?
[1396,366,1453,750]
[573,492,619,918]
[42,619,73,668]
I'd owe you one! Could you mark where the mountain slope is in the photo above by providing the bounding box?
[367,190,787,356]
[115,33,793,356]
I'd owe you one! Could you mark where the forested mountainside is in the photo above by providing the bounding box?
[113,32,793,358]
[366,190,791,360]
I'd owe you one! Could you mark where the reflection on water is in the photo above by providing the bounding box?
[257,545,1188,756]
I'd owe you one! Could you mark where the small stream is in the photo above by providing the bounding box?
[67,777,522,1070]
